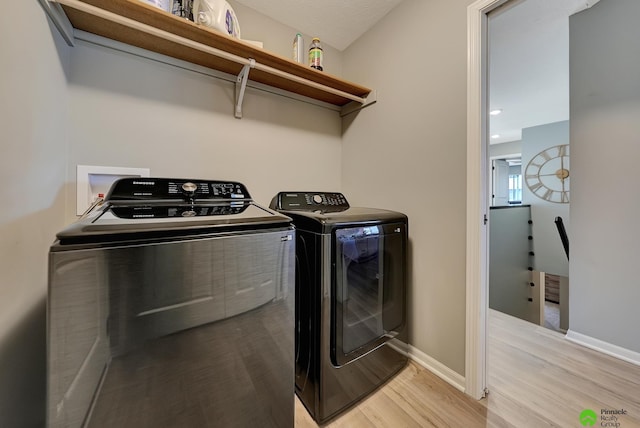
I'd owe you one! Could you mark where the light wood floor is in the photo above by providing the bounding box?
[295,309,640,427]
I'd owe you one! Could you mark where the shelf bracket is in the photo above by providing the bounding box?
[340,90,377,117]
[40,0,75,46]
[235,59,255,119]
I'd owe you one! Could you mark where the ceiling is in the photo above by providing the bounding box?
[233,0,404,51]
[232,0,597,146]
[488,0,596,145]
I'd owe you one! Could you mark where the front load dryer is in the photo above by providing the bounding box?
[270,191,408,424]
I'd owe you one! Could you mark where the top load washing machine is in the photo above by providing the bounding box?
[270,191,408,424]
[48,177,295,428]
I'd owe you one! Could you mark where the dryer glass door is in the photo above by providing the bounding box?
[331,222,406,366]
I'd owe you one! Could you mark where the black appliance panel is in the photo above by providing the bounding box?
[107,177,250,202]
[109,203,249,219]
[292,229,321,417]
[270,192,349,212]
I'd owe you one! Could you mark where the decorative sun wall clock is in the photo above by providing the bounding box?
[524,144,570,203]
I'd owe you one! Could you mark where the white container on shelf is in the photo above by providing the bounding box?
[138,0,171,12]
[192,0,241,38]
[293,33,304,63]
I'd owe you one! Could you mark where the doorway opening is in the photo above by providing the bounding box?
[486,0,574,334]
[465,0,589,400]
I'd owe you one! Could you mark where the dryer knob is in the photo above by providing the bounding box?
[312,194,323,204]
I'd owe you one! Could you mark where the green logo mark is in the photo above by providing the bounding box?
[580,409,598,426]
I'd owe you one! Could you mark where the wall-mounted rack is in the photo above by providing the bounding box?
[39,0,376,118]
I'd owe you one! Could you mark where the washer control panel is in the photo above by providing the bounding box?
[106,177,250,202]
[270,192,349,211]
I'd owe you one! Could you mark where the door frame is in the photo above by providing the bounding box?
[465,0,511,400]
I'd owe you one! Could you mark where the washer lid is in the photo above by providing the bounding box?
[55,202,291,246]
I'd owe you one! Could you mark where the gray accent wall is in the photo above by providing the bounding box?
[570,0,640,353]
[489,206,537,323]
[64,37,343,222]
[1,2,70,427]
[342,0,475,376]
[521,121,570,277]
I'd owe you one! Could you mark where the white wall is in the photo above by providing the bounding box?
[0,2,70,427]
[569,0,640,354]
[490,140,522,159]
[342,0,474,376]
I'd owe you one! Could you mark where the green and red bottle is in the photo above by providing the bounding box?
[309,37,323,71]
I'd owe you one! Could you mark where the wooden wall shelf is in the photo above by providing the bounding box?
[43,0,374,116]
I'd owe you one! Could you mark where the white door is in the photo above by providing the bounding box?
[492,159,510,206]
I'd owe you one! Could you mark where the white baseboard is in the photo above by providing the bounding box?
[565,329,640,367]
[406,345,466,392]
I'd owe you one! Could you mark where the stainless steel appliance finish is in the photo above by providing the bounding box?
[48,178,295,428]
[270,192,408,424]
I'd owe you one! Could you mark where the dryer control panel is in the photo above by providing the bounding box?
[270,192,349,211]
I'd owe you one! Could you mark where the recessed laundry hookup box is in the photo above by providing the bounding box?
[76,165,150,215]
